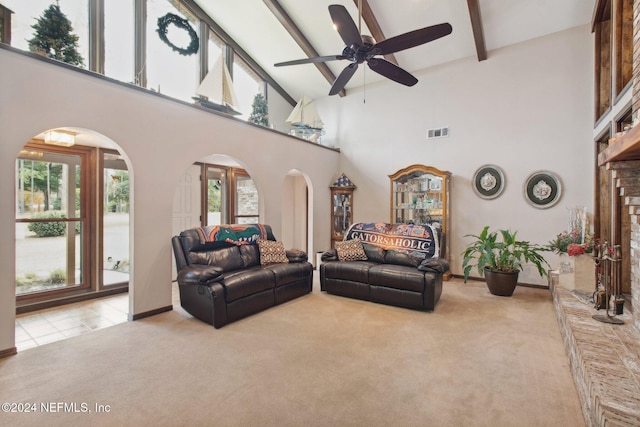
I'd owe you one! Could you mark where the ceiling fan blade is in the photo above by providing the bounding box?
[329,63,358,95]
[374,23,452,56]
[329,5,362,48]
[367,59,418,87]
[275,55,346,67]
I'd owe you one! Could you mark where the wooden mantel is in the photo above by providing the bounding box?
[598,124,640,165]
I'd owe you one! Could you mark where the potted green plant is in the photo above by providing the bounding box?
[462,226,550,296]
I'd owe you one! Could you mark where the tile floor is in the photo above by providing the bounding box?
[15,284,181,352]
[15,293,130,352]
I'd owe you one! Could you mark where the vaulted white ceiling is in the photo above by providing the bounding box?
[194,0,595,101]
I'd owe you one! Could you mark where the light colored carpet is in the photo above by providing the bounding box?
[0,278,585,427]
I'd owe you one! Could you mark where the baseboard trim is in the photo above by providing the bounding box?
[450,274,549,289]
[0,346,18,359]
[128,305,173,321]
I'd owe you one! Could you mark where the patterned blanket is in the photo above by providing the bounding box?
[345,222,439,259]
[194,224,268,245]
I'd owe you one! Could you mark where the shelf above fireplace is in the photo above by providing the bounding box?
[598,124,640,165]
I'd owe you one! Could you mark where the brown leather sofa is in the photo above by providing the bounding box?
[172,224,313,328]
[320,234,449,311]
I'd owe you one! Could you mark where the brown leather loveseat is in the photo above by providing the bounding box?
[172,224,313,328]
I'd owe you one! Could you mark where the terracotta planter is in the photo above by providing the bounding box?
[484,268,519,297]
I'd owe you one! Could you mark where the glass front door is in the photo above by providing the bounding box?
[15,147,88,296]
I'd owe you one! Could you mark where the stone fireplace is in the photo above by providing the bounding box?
[550,2,640,425]
[596,0,640,334]
[609,161,640,331]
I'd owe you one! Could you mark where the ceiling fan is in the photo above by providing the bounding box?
[274,4,453,96]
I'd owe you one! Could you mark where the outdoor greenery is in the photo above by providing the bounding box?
[462,226,550,282]
[28,3,84,66]
[17,160,63,213]
[208,180,222,213]
[106,171,130,212]
[16,269,66,288]
[248,93,270,127]
[49,269,66,284]
[27,211,80,237]
[15,273,38,288]
[27,211,69,237]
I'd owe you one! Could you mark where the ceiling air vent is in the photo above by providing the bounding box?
[427,127,449,139]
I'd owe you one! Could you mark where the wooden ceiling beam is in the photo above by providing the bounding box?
[467,0,487,61]
[262,0,345,97]
[352,0,398,65]
[591,0,611,32]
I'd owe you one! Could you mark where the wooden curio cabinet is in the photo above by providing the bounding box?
[389,165,451,235]
[330,174,356,249]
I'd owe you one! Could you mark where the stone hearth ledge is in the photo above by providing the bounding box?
[552,284,640,426]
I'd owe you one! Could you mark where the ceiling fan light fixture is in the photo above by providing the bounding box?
[275,5,452,95]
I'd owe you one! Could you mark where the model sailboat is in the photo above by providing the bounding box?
[286,96,325,142]
[193,56,241,115]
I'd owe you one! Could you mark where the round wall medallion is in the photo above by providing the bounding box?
[472,165,505,199]
[523,171,562,209]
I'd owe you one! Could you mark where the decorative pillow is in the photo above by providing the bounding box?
[335,239,368,261]
[257,239,289,265]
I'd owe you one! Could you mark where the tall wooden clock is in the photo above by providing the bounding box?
[330,174,356,249]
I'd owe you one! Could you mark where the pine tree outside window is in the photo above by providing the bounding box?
[249,93,270,128]
[7,1,87,67]
[233,55,262,120]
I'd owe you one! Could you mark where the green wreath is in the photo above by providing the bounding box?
[157,13,199,56]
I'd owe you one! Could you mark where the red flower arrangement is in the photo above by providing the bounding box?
[566,243,586,256]
[548,230,595,256]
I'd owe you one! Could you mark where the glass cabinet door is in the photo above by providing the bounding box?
[330,174,356,248]
[331,189,353,248]
[332,191,352,237]
[389,165,450,234]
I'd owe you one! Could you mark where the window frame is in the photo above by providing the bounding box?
[231,169,259,224]
[3,0,296,107]
[15,142,96,304]
[200,163,258,226]
[15,142,130,312]
[99,148,130,289]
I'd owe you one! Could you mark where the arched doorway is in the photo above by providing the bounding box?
[282,170,313,266]
[15,128,131,309]
[172,154,262,278]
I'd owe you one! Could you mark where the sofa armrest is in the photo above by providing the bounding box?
[418,257,450,274]
[321,249,338,262]
[177,265,224,286]
[286,249,308,263]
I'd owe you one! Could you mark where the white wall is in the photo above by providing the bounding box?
[0,47,339,353]
[0,24,594,352]
[316,25,594,285]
